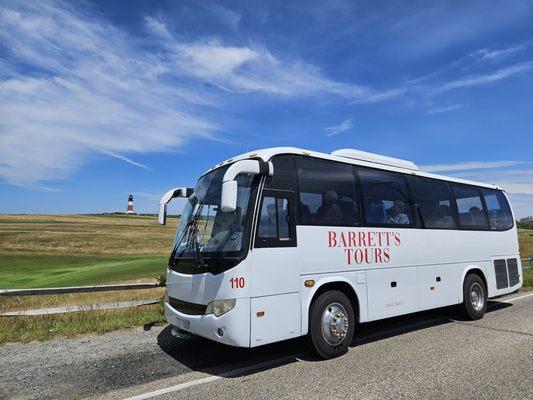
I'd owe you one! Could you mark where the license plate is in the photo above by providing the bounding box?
[175,317,190,331]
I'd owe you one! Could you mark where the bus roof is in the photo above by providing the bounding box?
[204,147,503,191]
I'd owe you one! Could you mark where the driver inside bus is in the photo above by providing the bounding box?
[259,203,277,237]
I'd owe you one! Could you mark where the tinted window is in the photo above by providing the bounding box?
[294,156,359,226]
[358,168,413,226]
[264,155,295,190]
[451,185,489,230]
[481,189,513,231]
[408,176,456,229]
[258,196,291,239]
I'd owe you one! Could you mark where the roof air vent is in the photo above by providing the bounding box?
[331,148,418,171]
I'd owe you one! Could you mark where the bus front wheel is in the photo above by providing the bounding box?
[459,273,487,320]
[309,290,355,359]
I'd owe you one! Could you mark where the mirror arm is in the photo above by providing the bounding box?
[222,160,273,184]
[158,187,193,225]
[220,159,273,212]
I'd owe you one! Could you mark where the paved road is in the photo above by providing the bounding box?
[1,292,532,400]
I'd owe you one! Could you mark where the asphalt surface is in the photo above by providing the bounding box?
[0,292,532,400]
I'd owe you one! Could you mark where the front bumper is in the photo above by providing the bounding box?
[164,297,250,347]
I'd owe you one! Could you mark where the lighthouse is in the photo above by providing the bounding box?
[126,195,134,214]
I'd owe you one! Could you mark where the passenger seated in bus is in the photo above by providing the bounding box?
[433,204,454,228]
[317,190,342,225]
[469,206,484,226]
[387,200,410,224]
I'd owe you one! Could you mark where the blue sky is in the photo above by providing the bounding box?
[1,0,532,217]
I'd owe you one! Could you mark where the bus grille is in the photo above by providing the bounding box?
[168,297,207,315]
[507,258,519,287]
[494,259,508,289]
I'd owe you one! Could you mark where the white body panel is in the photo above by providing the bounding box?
[165,147,522,348]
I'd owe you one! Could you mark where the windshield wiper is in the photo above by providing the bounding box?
[191,219,207,269]
[169,201,209,270]
[168,219,194,266]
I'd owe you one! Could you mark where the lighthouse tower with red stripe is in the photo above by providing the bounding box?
[126,195,134,214]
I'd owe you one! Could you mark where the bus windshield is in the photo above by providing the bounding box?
[171,165,254,267]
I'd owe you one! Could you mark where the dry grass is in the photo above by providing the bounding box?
[0,214,179,255]
[0,304,165,344]
[0,214,172,343]
[0,288,165,313]
[518,229,533,259]
[0,214,180,289]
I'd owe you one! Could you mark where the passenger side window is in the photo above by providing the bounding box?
[258,197,290,239]
[481,189,513,231]
[451,185,489,230]
[294,156,359,226]
[407,176,456,229]
[256,190,296,247]
[358,168,413,227]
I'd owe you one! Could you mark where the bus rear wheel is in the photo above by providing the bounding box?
[459,273,487,320]
[309,290,355,359]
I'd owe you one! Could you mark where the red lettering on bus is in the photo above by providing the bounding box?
[328,231,337,247]
[344,248,352,265]
[394,232,401,246]
[348,231,357,247]
[383,248,391,262]
[339,231,347,247]
[358,232,367,247]
[375,247,383,263]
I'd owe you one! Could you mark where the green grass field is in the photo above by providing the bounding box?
[0,214,178,289]
[0,214,176,343]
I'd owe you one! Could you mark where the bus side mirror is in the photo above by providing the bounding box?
[158,187,193,225]
[221,181,238,212]
[220,159,273,213]
[158,204,168,225]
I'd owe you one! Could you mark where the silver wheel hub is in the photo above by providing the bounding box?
[470,282,484,312]
[321,303,349,346]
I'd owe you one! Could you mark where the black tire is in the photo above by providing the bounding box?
[458,274,487,320]
[309,290,355,359]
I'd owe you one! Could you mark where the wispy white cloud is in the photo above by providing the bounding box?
[0,1,392,188]
[145,18,375,99]
[100,150,151,171]
[0,1,218,187]
[420,161,528,173]
[426,103,465,114]
[437,61,533,92]
[469,40,533,63]
[325,119,354,136]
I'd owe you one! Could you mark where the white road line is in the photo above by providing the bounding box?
[122,354,303,400]
[123,376,221,400]
[499,292,533,303]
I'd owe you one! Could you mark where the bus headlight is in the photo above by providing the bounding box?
[205,299,236,317]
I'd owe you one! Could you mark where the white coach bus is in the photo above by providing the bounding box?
[159,147,521,358]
